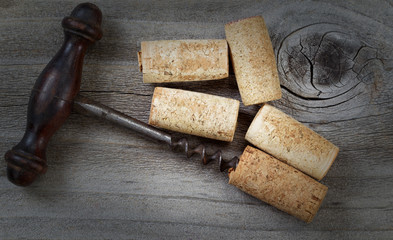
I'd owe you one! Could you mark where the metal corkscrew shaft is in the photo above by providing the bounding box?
[73,95,239,172]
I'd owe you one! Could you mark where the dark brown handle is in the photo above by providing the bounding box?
[4,3,102,186]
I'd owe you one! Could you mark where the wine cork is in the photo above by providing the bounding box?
[245,104,339,180]
[229,146,328,223]
[225,16,282,106]
[149,87,239,142]
[138,39,229,83]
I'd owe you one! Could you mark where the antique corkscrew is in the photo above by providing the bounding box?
[4,2,238,187]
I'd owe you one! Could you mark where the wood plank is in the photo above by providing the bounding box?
[1,187,392,230]
[0,0,392,239]
[2,217,392,240]
[0,19,226,66]
[1,140,392,211]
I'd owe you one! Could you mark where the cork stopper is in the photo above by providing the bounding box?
[229,146,328,223]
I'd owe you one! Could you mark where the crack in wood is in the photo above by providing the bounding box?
[300,111,393,125]
[299,39,320,94]
[79,90,152,97]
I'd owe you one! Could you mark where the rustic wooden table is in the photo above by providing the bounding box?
[1,0,392,239]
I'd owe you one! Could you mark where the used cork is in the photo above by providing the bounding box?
[229,146,328,223]
[245,104,339,180]
[225,16,282,106]
[138,39,229,83]
[149,87,239,142]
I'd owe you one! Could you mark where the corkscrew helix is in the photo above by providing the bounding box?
[74,95,239,172]
[171,138,239,172]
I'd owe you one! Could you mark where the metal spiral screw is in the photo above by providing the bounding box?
[74,95,239,172]
[171,138,239,172]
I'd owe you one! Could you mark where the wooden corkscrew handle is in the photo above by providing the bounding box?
[4,3,102,186]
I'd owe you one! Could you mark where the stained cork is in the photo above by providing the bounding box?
[225,16,282,106]
[245,104,339,180]
[138,39,229,83]
[149,87,239,142]
[229,146,328,223]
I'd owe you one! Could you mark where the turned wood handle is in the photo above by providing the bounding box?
[4,3,102,186]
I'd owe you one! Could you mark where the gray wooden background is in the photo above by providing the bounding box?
[1,0,392,239]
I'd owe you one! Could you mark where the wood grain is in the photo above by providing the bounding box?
[1,0,392,239]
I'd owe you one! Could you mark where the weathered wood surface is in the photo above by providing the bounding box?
[1,0,392,239]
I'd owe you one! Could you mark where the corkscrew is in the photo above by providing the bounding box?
[74,95,239,172]
[4,2,237,187]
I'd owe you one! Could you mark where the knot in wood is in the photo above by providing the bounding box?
[277,23,382,107]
